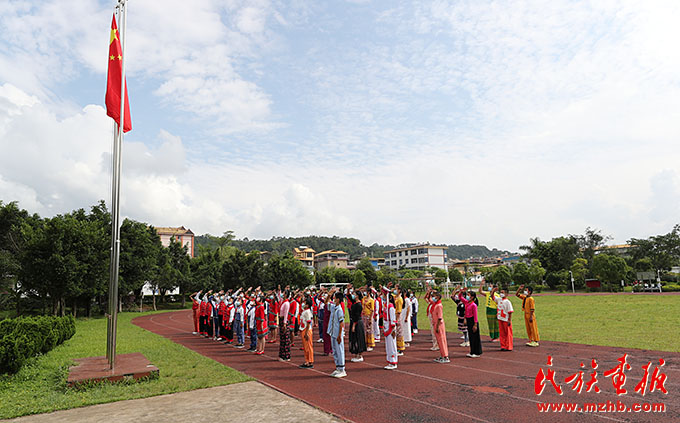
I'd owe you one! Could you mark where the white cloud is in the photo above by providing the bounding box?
[649,170,680,226]
[2,1,680,252]
[0,0,283,134]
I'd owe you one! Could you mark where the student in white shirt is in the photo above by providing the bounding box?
[491,286,514,351]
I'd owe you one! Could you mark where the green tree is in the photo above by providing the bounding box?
[189,249,223,292]
[634,257,654,272]
[20,210,106,316]
[545,270,570,290]
[448,268,463,282]
[353,269,366,287]
[592,254,629,289]
[315,266,335,286]
[493,266,512,288]
[263,253,313,289]
[629,225,680,272]
[520,236,580,273]
[528,259,546,284]
[376,268,397,287]
[0,201,40,315]
[119,220,161,306]
[511,262,531,286]
[333,267,352,285]
[433,268,448,283]
[220,249,264,291]
[570,258,588,289]
[356,257,377,285]
[573,227,610,262]
[166,237,191,306]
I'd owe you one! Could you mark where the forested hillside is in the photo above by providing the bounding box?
[194,234,510,259]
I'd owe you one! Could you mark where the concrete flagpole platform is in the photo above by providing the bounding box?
[67,353,159,387]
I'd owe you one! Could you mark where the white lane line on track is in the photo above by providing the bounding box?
[152,313,493,422]
[145,312,627,423]
[153,311,680,391]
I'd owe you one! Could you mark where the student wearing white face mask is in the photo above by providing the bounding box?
[349,291,367,362]
[233,297,245,348]
[516,284,539,347]
[491,286,514,351]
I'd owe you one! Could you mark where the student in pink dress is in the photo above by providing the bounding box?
[431,291,449,363]
[459,288,482,358]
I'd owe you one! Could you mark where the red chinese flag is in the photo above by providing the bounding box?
[105,15,132,132]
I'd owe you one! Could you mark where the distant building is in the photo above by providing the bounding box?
[593,244,635,256]
[314,250,349,271]
[383,244,447,271]
[500,254,523,267]
[156,226,194,257]
[347,257,386,271]
[259,251,273,263]
[368,257,386,270]
[293,246,316,271]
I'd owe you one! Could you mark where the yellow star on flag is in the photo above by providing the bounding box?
[110,28,118,44]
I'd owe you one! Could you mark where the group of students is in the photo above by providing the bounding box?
[189,280,541,378]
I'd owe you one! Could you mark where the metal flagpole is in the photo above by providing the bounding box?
[106,2,119,368]
[106,0,128,370]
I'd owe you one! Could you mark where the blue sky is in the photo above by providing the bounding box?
[1,0,679,251]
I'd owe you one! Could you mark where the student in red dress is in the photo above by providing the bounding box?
[288,294,299,347]
[267,293,279,343]
[255,295,268,355]
[191,291,201,335]
[491,286,514,351]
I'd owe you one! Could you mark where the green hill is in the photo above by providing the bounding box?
[195,235,509,260]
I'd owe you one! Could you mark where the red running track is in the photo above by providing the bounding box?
[133,310,679,423]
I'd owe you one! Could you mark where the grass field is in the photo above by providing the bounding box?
[0,310,251,419]
[416,294,680,352]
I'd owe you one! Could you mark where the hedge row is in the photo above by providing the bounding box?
[0,315,76,374]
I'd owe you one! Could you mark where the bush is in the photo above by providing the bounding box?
[556,284,567,293]
[530,284,543,293]
[661,283,680,292]
[0,315,76,374]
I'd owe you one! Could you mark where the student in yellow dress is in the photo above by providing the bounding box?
[516,284,539,347]
[479,281,500,342]
[361,290,375,351]
[394,286,405,355]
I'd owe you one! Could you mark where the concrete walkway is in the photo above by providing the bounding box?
[6,381,342,423]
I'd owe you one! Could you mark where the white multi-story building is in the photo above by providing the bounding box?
[383,244,448,270]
